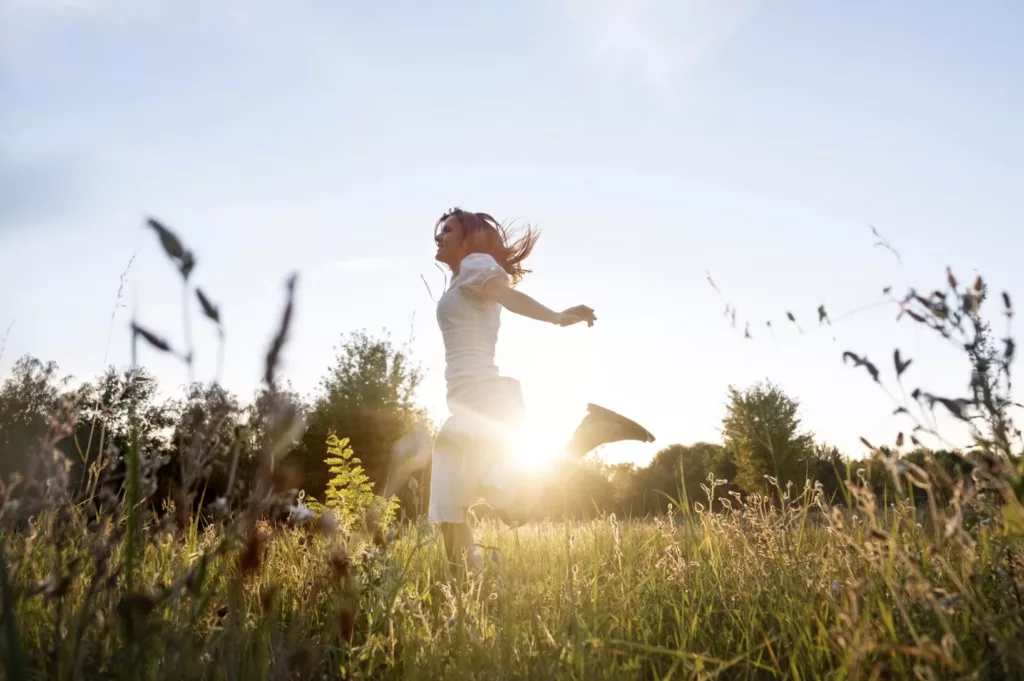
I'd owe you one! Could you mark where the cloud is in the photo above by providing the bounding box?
[555,0,757,91]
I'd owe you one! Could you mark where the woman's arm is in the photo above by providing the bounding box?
[483,279,596,327]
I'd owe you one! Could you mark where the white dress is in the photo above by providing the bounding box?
[428,253,526,524]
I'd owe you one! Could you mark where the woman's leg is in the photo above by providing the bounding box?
[440,522,459,566]
[440,513,481,572]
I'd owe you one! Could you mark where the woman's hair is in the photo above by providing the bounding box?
[435,207,539,285]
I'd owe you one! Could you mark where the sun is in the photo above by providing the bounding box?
[511,421,564,474]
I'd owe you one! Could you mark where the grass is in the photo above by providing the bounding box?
[4,479,1021,680]
[3,220,1021,679]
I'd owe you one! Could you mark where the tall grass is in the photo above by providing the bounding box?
[1,219,1021,679]
[4,481,1021,679]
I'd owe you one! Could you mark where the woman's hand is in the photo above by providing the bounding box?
[555,305,597,327]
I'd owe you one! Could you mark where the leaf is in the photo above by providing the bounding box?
[904,309,926,323]
[1003,292,1012,313]
[895,432,904,448]
[195,289,220,324]
[911,388,921,401]
[1004,338,1015,364]
[817,305,830,325]
[705,271,721,294]
[842,351,880,382]
[131,323,172,353]
[859,437,876,451]
[973,275,983,292]
[146,218,185,260]
[786,312,796,323]
[946,267,957,290]
[922,393,971,421]
[883,286,892,295]
[910,436,922,447]
[179,251,196,281]
[744,323,751,340]
[265,274,298,386]
[893,349,912,378]
[893,406,908,415]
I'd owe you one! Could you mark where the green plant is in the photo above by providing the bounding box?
[305,432,395,530]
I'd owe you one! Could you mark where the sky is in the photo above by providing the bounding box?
[1,0,1022,467]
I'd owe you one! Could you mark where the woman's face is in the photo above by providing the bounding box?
[434,215,466,267]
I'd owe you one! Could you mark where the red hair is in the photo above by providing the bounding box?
[435,207,539,285]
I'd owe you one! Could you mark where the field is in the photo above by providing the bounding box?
[4,479,1022,680]
[2,226,1023,680]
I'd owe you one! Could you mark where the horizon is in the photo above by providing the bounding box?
[2,0,1022,466]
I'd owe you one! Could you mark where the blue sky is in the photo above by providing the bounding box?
[2,0,1022,465]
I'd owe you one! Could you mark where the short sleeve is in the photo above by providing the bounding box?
[456,253,509,297]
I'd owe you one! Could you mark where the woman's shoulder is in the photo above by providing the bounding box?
[454,252,509,295]
[459,252,502,271]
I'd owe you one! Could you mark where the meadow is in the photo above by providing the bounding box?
[5,479,1022,680]
[1,220,1022,680]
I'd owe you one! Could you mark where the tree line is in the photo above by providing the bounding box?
[0,330,977,522]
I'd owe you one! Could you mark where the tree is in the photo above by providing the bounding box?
[63,366,175,488]
[632,442,731,513]
[168,382,245,505]
[804,443,846,505]
[66,366,177,510]
[721,382,814,494]
[297,331,427,509]
[0,356,70,484]
[606,462,638,514]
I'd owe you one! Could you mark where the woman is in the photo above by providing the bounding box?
[428,208,652,571]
